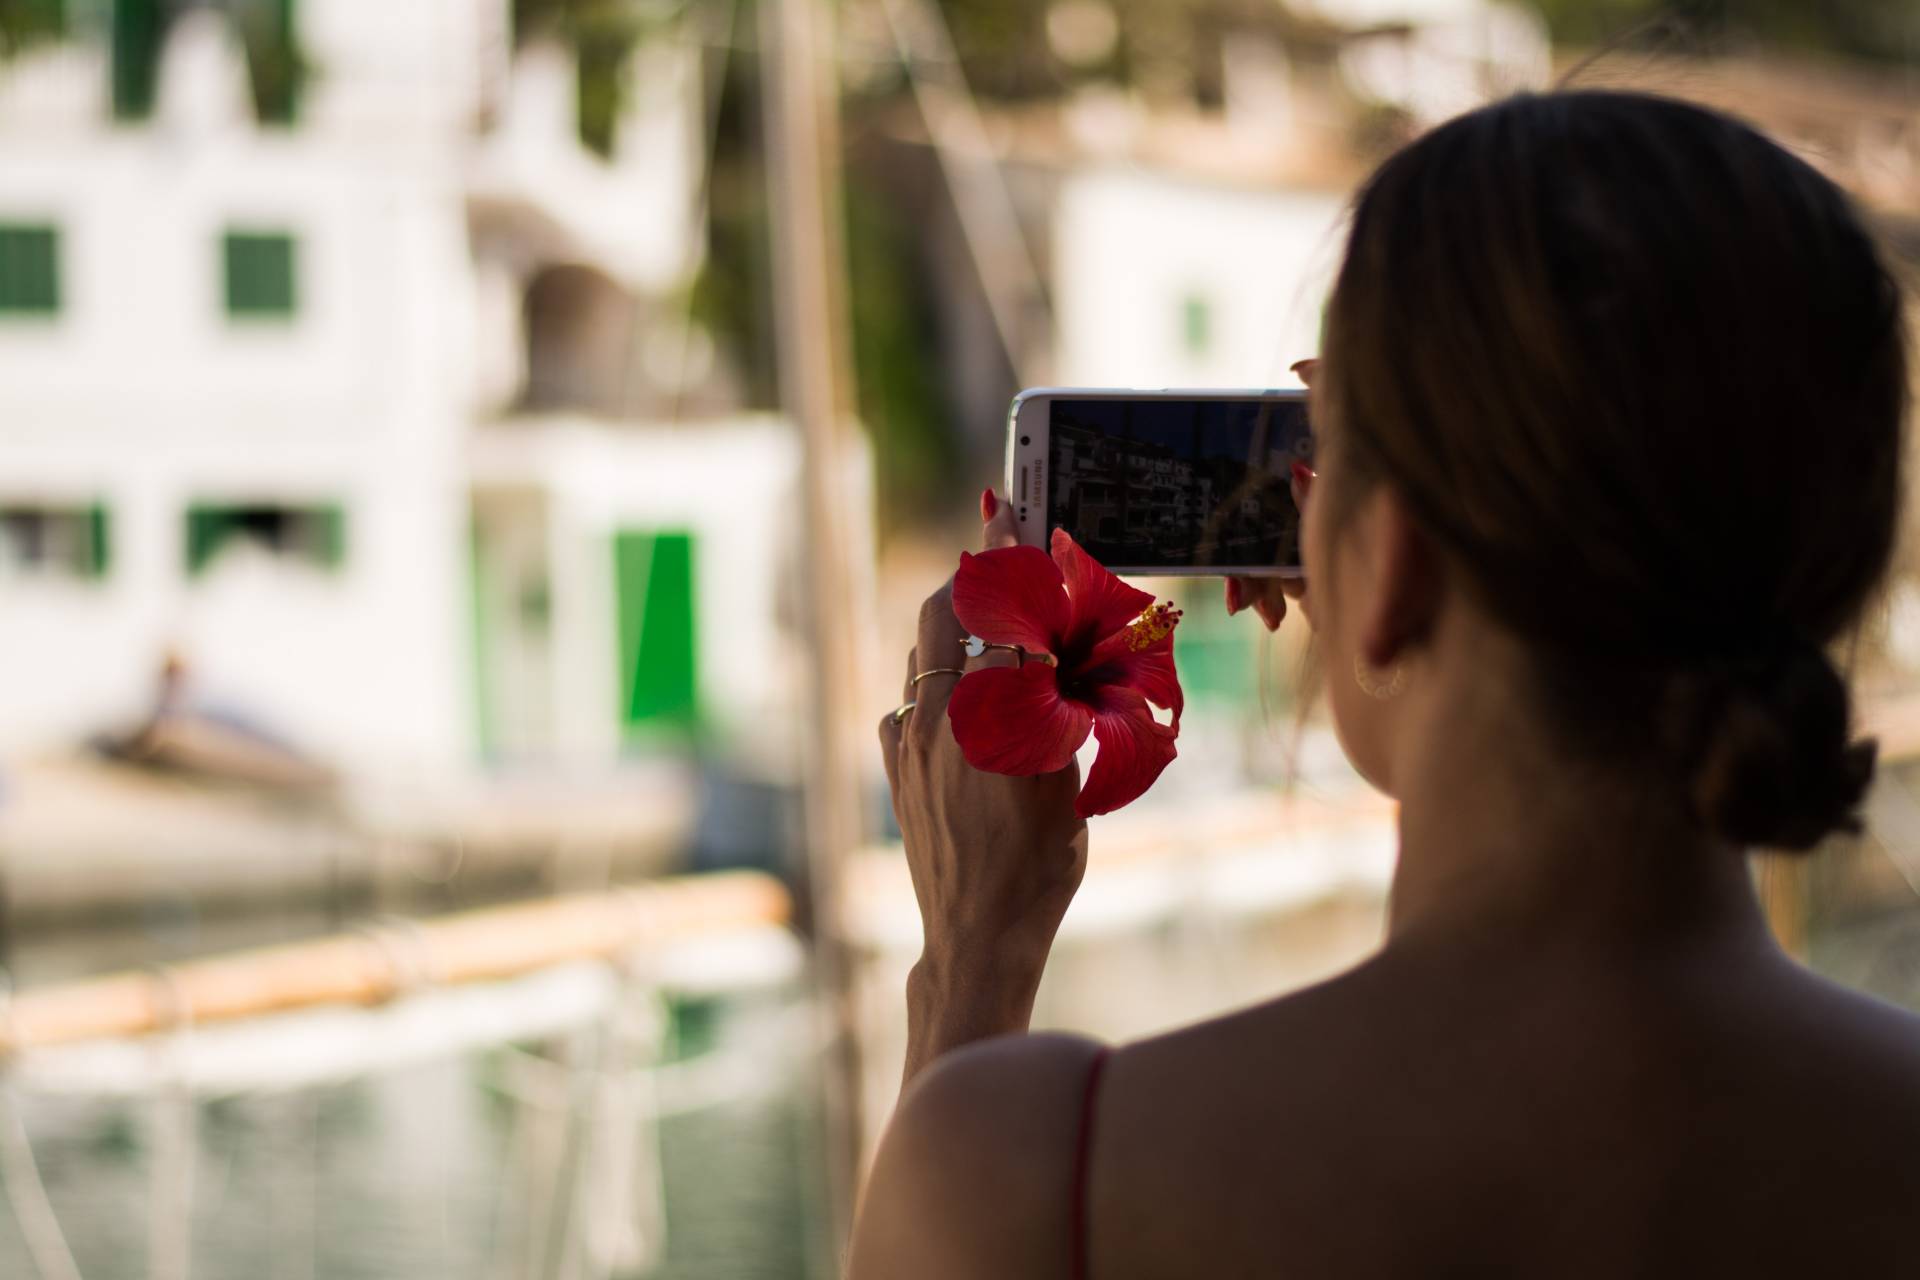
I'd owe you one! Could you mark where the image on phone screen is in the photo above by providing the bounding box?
[1047,398,1312,572]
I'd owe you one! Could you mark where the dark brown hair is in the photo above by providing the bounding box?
[1322,90,1910,851]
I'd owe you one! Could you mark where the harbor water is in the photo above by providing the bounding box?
[1,918,835,1280]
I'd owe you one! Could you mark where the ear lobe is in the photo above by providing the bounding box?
[1357,489,1443,669]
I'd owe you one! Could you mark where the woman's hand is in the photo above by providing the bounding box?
[1226,357,1316,629]
[878,494,1088,1083]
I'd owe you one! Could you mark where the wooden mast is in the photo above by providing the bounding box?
[760,0,865,1248]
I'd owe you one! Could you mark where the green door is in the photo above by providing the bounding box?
[615,529,699,736]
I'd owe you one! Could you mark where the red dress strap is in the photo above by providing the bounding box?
[1070,1046,1112,1280]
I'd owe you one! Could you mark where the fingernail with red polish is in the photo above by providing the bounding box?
[981,488,997,521]
[1290,461,1314,488]
[1225,578,1241,615]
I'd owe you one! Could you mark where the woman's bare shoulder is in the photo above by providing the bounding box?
[1123,955,1391,1069]
[848,1032,1105,1280]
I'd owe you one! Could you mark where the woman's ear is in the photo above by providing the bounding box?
[1356,487,1444,670]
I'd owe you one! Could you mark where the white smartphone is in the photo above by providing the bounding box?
[1004,388,1312,577]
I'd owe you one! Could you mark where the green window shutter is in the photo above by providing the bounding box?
[0,503,106,580]
[185,505,225,577]
[0,225,59,314]
[86,502,110,578]
[112,0,161,120]
[615,529,699,734]
[186,502,344,576]
[224,231,297,319]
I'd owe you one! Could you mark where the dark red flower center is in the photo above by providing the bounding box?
[1051,603,1181,706]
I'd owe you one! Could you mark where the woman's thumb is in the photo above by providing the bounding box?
[981,488,1018,549]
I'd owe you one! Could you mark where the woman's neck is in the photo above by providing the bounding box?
[1377,652,1776,960]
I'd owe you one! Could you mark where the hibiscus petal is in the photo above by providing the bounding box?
[1051,529,1154,650]
[952,545,1071,655]
[1083,629,1184,731]
[1074,685,1178,818]
[947,663,1093,776]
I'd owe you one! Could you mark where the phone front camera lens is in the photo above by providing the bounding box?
[1020,436,1030,446]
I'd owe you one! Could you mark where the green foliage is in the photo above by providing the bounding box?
[935,0,1062,100]
[922,0,1212,103]
[689,39,778,408]
[688,198,776,409]
[844,177,956,531]
[101,0,305,123]
[0,0,63,55]
[110,0,157,118]
[690,38,953,530]
[512,0,688,157]
[233,0,306,124]
[576,36,626,157]
[1521,0,1915,64]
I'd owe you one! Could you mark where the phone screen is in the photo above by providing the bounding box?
[1047,397,1312,571]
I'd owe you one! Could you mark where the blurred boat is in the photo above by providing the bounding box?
[0,751,696,931]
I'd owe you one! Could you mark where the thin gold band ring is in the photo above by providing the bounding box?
[911,667,966,687]
[890,701,916,724]
[961,637,1056,667]
[963,636,1022,659]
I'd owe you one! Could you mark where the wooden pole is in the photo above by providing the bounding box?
[760,0,866,1251]
[0,871,789,1054]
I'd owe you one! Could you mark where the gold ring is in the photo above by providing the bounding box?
[910,668,966,687]
[890,701,916,724]
[961,637,1055,668]
[962,636,1022,659]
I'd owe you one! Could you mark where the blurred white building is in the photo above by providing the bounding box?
[0,0,826,780]
[879,0,1550,449]
[1050,1,1548,389]
[1050,170,1346,391]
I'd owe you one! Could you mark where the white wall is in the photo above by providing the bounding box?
[0,412,473,772]
[0,3,803,780]
[475,36,706,294]
[1052,169,1349,390]
[301,0,498,141]
[0,13,476,770]
[471,417,847,776]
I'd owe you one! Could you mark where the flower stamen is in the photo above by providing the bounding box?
[1123,602,1182,652]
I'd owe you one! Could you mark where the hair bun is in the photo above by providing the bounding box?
[1688,638,1876,851]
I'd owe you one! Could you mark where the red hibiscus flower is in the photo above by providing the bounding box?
[947,529,1183,818]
